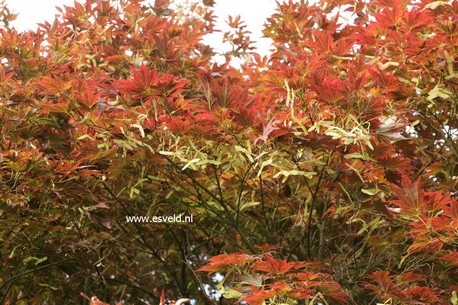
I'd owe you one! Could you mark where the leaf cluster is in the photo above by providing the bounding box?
[0,0,456,304]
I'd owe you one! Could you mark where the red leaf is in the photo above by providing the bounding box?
[395,271,422,283]
[441,252,458,266]
[288,287,314,299]
[390,176,453,217]
[243,286,277,305]
[197,252,255,273]
[390,176,422,216]
[406,236,443,255]
[37,99,71,115]
[115,65,187,100]
[34,76,74,96]
[252,255,301,274]
[160,290,166,305]
[404,286,444,304]
[319,281,350,304]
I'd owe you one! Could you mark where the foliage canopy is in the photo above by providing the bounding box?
[0,0,457,304]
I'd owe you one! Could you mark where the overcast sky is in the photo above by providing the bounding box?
[5,0,278,56]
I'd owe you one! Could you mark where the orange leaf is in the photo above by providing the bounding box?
[252,255,299,274]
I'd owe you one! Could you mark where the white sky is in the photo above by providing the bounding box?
[5,0,278,57]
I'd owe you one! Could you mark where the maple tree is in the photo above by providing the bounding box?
[0,0,457,304]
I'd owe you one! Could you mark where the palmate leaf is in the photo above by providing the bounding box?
[376,117,407,143]
[374,3,404,27]
[254,119,279,144]
[37,99,71,115]
[34,76,74,96]
[389,176,424,217]
[404,9,433,32]
[406,236,443,255]
[404,286,447,305]
[390,176,453,218]
[252,255,302,274]
[319,281,350,304]
[1,0,457,302]
[288,287,314,299]
[197,252,255,273]
[313,76,349,103]
[243,286,277,305]
[115,64,187,100]
[233,106,262,129]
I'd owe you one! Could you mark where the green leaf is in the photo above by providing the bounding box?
[77,134,95,141]
[451,291,458,305]
[23,256,48,265]
[240,201,260,211]
[427,84,452,102]
[380,61,399,70]
[361,188,378,196]
[130,123,145,138]
[423,1,450,10]
[357,216,383,235]
[344,153,371,160]
[38,283,58,291]
[257,158,273,177]
[273,169,317,182]
[219,287,243,299]
[159,151,175,156]
[35,256,48,265]
[235,145,254,163]
[196,159,222,166]
[182,158,200,170]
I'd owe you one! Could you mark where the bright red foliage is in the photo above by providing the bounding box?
[0,0,457,304]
